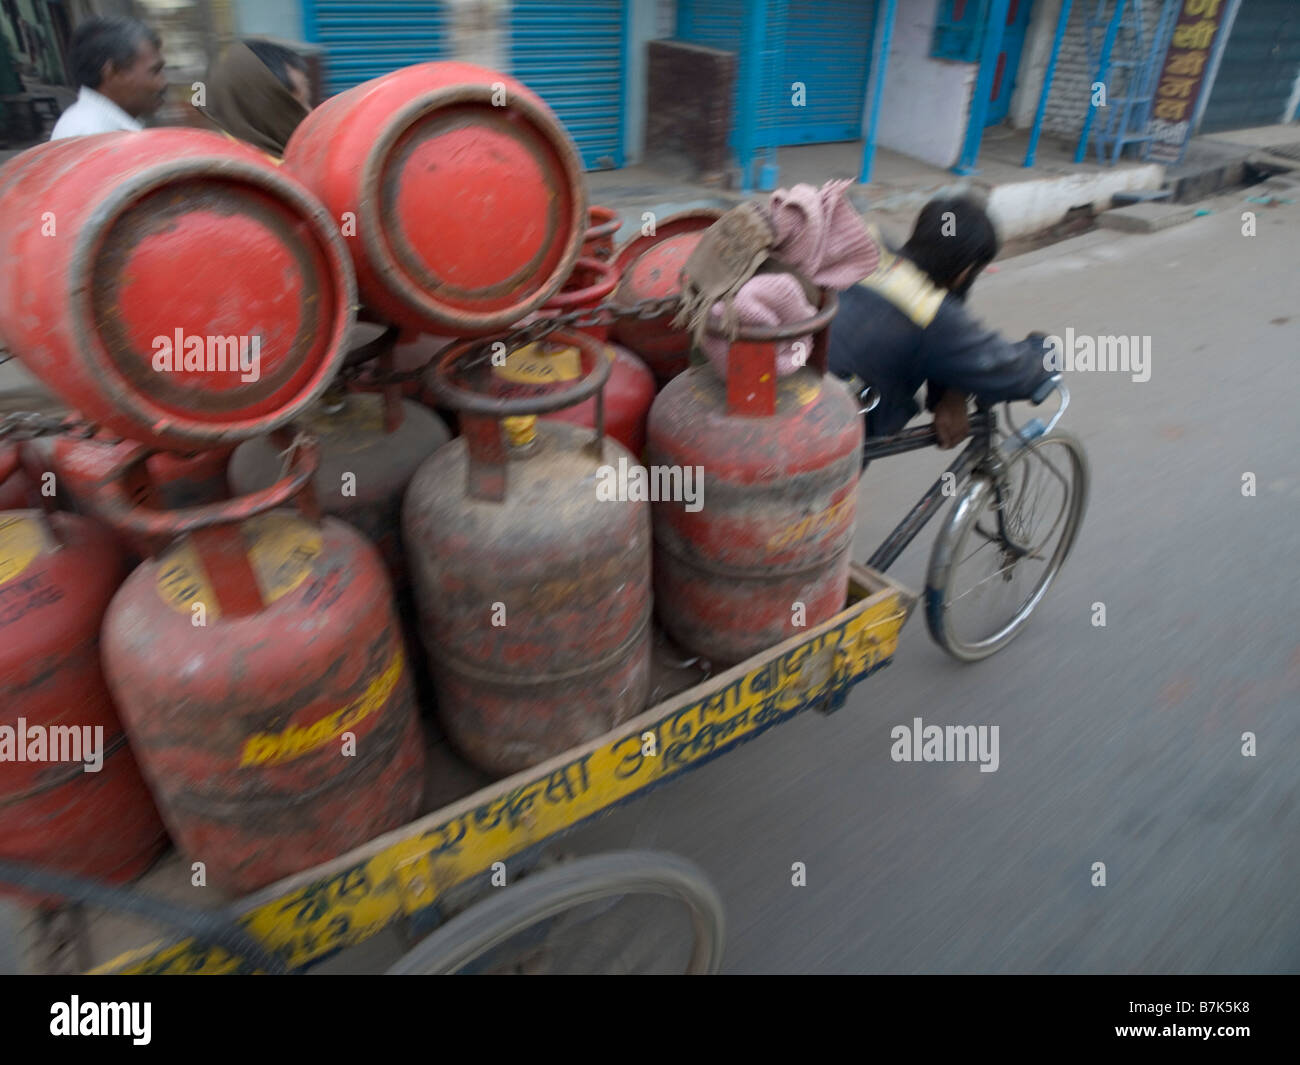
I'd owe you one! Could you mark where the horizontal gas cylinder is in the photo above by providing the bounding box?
[405,332,651,774]
[609,209,723,385]
[283,62,586,337]
[0,503,168,901]
[646,288,861,666]
[0,129,356,451]
[96,438,425,894]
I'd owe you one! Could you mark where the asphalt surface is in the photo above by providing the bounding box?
[548,191,1300,974]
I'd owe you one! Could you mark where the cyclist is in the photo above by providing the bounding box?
[828,194,1051,457]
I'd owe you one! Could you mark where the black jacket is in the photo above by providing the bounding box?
[827,250,1050,438]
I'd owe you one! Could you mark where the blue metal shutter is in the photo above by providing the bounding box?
[303,1,451,97]
[777,0,878,145]
[509,0,627,171]
[679,1,877,152]
[1199,0,1300,133]
[677,0,773,166]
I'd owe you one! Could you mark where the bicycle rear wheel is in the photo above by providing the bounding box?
[925,430,1088,662]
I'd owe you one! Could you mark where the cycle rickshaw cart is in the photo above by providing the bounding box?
[0,277,1087,976]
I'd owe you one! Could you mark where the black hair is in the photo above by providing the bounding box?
[244,39,308,92]
[69,15,160,90]
[901,194,1001,293]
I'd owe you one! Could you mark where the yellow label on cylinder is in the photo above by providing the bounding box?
[494,342,582,385]
[0,515,46,586]
[156,513,323,619]
[238,649,405,767]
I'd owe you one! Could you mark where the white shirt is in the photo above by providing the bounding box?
[50,86,145,139]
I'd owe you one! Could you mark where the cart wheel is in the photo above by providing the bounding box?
[386,850,725,975]
[925,430,1089,661]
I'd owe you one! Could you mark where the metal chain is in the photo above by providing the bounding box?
[0,411,103,442]
[344,295,684,387]
[0,297,686,435]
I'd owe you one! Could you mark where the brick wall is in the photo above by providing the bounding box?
[1038,0,1168,140]
[644,39,734,179]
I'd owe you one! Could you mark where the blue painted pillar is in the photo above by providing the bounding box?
[954,0,1012,175]
[859,0,899,184]
[1025,0,1074,168]
[1074,1,1124,163]
[737,0,770,193]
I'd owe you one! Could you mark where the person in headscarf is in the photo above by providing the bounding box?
[198,38,311,159]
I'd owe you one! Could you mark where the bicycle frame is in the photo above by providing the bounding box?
[862,389,1061,574]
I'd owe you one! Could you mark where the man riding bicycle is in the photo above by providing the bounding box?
[827,195,1051,460]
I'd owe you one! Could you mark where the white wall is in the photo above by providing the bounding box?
[232,0,303,42]
[863,0,977,170]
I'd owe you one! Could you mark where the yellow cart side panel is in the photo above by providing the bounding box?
[95,566,912,974]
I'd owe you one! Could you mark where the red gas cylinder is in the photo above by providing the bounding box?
[542,257,620,342]
[583,205,621,260]
[0,504,169,899]
[404,332,651,774]
[486,339,655,457]
[147,448,232,510]
[96,439,425,894]
[0,130,357,452]
[227,386,450,580]
[283,62,586,337]
[227,386,451,705]
[0,443,30,509]
[646,287,861,666]
[609,210,723,385]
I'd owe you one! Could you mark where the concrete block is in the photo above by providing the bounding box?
[1097,203,1197,233]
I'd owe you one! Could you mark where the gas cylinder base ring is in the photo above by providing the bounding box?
[653,536,855,583]
[67,156,357,449]
[359,86,587,333]
[427,609,653,687]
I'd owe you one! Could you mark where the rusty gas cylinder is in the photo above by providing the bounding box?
[404,331,651,774]
[95,437,425,894]
[487,339,655,458]
[0,498,169,900]
[0,130,356,451]
[283,62,586,336]
[227,379,451,704]
[646,286,861,666]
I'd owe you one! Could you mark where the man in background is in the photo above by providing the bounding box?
[198,39,311,158]
[50,15,166,139]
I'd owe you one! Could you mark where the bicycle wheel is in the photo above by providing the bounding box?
[385,850,725,975]
[925,430,1089,662]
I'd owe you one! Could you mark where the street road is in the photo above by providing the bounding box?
[555,191,1300,973]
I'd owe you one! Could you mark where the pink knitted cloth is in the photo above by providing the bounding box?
[702,178,879,377]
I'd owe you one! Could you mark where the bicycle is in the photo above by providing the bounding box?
[851,373,1089,662]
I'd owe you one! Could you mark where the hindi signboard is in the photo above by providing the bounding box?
[1148,0,1231,164]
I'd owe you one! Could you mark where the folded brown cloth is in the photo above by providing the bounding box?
[198,40,307,157]
[672,201,776,352]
